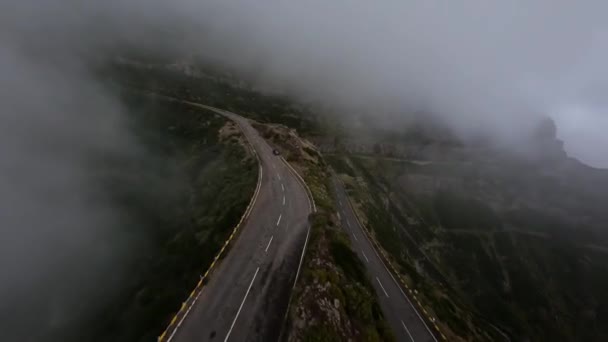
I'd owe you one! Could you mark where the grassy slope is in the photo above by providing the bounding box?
[84,93,257,342]
[100,59,608,341]
[101,61,320,135]
[295,165,393,342]
[102,61,393,341]
[328,153,608,341]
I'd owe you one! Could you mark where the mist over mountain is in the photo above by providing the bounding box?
[2,1,608,340]
[4,1,608,165]
[165,0,608,167]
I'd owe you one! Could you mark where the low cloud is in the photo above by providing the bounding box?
[1,1,607,339]
[185,1,608,166]
[8,1,608,164]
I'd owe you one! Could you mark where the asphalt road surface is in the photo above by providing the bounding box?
[332,176,438,342]
[168,105,312,342]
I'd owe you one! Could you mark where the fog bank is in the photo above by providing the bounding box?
[185,1,608,167]
[1,0,608,338]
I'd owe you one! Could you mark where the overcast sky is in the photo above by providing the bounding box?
[5,1,608,165]
[180,0,608,167]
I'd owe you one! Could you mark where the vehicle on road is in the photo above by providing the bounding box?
[273,149,281,155]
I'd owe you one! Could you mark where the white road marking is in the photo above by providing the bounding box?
[359,214,439,342]
[277,173,281,180]
[265,236,274,252]
[339,200,342,207]
[362,251,369,263]
[376,277,390,298]
[401,320,415,342]
[346,220,351,228]
[276,214,282,226]
[334,177,439,339]
[165,150,263,342]
[282,195,286,206]
[293,225,311,289]
[166,292,199,342]
[225,267,260,342]
[281,183,285,192]
[353,233,358,241]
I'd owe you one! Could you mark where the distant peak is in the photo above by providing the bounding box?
[533,116,557,141]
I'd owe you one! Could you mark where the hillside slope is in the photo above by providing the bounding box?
[327,134,608,341]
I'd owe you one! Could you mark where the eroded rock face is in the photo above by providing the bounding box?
[314,114,570,166]
[525,116,567,162]
[534,117,558,141]
[252,121,321,164]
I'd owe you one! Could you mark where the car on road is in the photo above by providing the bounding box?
[273,149,280,155]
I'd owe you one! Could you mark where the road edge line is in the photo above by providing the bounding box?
[277,156,316,341]
[157,108,264,342]
[280,157,316,213]
[336,175,444,342]
[279,156,316,285]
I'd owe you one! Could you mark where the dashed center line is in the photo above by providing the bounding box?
[277,173,281,180]
[265,236,274,252]
[225,267,260,342]
[276,214,282,226]
[352,233,358,241]
[339,200,343,207]
[362,251,369,263]
[281,183,285,192]
[401,320,415,342]
[376,277,390,298]
[282,195,286,205]
[346,220,351,228]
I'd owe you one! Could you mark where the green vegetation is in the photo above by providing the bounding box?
[329,239,367,285]
[261,129,393,341]
[329,153,608,341]
[85,93,257,342]
[433,190,502,231]
[100,61,321,134]
[99,60,394,342]
[95,58,608,342]
[95,60,396,341]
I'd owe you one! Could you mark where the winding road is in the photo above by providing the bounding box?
[163,105,312,342]
[332,176,438,342]
[157,97,436,342]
